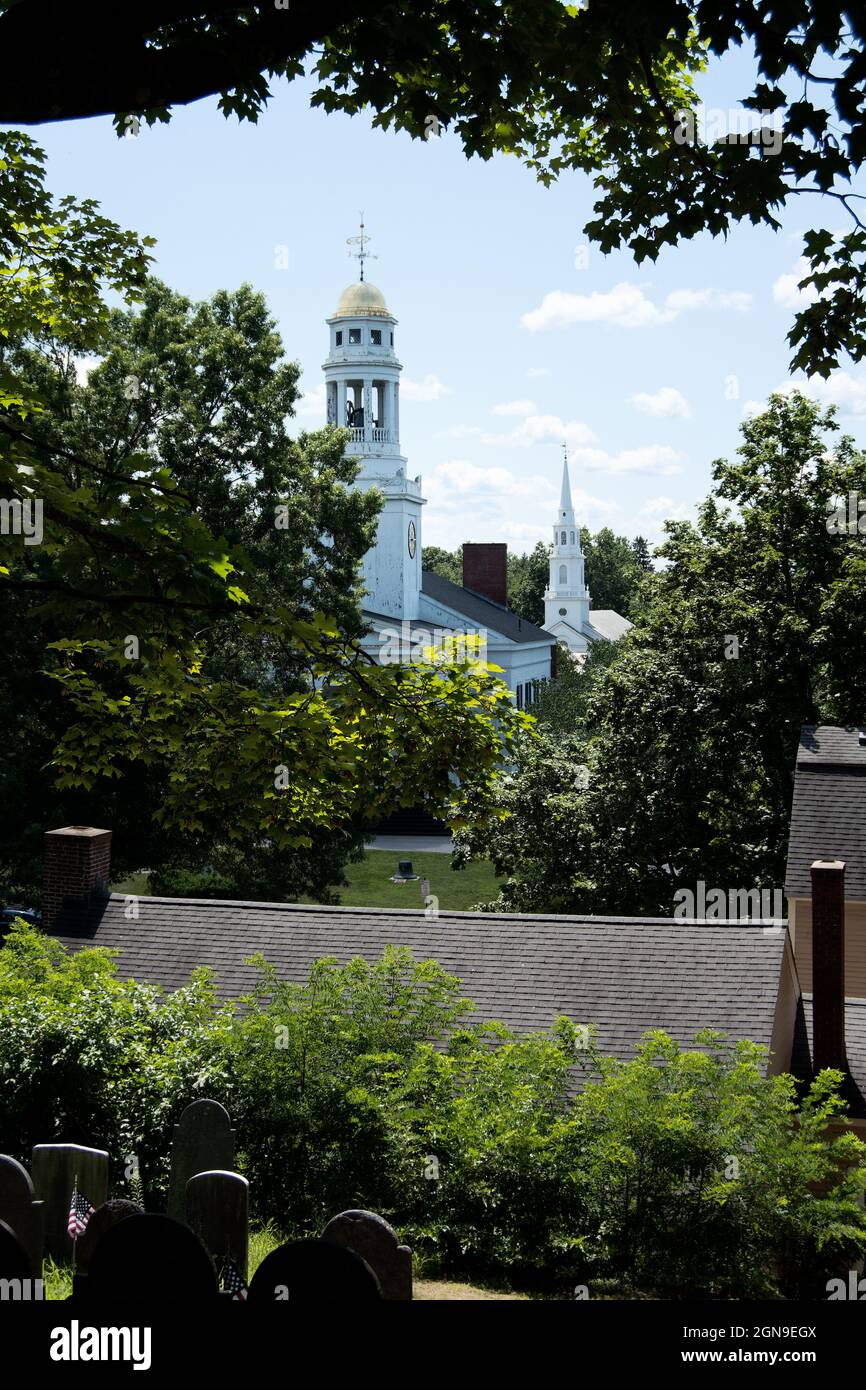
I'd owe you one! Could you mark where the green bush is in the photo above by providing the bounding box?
[0,920,234,1202]
[2,921,865,1296]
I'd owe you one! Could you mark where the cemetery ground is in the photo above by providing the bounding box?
[112,850,502,912]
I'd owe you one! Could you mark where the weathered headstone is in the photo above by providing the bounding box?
[84,1214,219,1302]
[185,1170,248,1281]
[247,1238,382,1303]
[0,1219,37,1293]
[30,1143,108,1262]
[167,1100,235,1221]
[0,1154,43,1277]
[71,1199,144,1296]
[321,1208,412,1300]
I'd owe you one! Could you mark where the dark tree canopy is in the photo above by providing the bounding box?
[1,1,864,375]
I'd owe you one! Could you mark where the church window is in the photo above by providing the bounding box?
[371,329,382,345]
[390,331,394,345]
[515,684,523,709]
[558,607,567,616]
[335,330,343,346]
[559,564,567,584]
[560,531,567,544]
[570,530,575,545]
[349,328,361,344]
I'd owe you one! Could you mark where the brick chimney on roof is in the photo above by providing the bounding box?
[43,826,112,929]
[462,543,507,609]
[810,859,847,1074]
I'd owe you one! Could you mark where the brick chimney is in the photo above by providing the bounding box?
[43,826,112,929]
[462,543,507,608]
[811,859,847,1074]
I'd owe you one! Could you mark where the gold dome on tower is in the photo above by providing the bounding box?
[333,280,391,318]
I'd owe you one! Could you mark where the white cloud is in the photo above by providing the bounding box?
[401,373,451,401]
[772,257,820,309]
[527,366,550,378]
[521,282,751,332]
[495,413,596,448]
[295,383,325,420]
[428,459,552,500]
[631,386,691,419]
[781,370,866,415]
[742,399,765,418]
[571,444,683,476]
[638,496,692,520]
[492,398,537,416]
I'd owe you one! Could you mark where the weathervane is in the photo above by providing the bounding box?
[562,440,569,466]
[347,213,377,281]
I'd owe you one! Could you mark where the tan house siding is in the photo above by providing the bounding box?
[791,897,866,998]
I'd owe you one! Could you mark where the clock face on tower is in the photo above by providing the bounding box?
[407,520,416,558]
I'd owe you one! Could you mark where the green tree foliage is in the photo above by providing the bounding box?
[506,541,550,626]
[421,544,462,585]
[2,921,863,1296]
[583,527,653,617]
[0,134,527,899]
[457,392,866,915]
[531,639,619,739]
[2,276,381,900]
[1,3,862,375]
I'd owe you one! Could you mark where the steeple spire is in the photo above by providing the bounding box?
[559,442,574,518]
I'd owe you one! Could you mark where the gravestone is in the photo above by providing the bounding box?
[84,1214,219,1302]
[247,1238,382,1303]
[185,1170,248,1281]
[167,1100,235,1221]
[0,1219,36,1290]
[71,1199,144,1296]
[321,1208,412,1300]
[0,1154,43,1277]
[31,1143,108,1262]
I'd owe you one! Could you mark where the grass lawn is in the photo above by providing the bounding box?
[113,853,502,913]
[325,850,501,912]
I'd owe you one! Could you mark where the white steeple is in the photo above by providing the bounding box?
[543,445,591,650]
[322,225,423,620]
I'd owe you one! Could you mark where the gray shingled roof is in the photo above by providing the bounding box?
[50,897,788,1069]
[420,570,553,646]
[785,726,866,899]
[791,994,866,1117]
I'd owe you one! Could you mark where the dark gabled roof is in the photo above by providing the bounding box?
[49,897,788,1069]
[790,994,866,1118]
[785,726,866,899]
[420,570,553,646]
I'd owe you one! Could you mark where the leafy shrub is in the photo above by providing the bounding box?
[2,922,865,1295]
[0,920,234,1201]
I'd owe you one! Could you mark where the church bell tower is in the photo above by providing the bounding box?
[322,221,423,620]
[543,446,591,648]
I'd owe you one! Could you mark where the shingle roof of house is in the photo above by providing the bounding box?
[791,994,866,1117]
[420,570,553,646]
[50,897,788,1067]
[785,726,866,899]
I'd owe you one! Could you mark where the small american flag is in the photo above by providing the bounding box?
[67,1185,95,1241]
[220,1258,248,1301]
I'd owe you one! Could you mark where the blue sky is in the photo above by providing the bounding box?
[20,46,865,554]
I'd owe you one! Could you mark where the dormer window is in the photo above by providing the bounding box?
[371,329,382,345]
[348,327,362,344]
[335,330,343,346]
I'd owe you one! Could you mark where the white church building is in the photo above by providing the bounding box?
[320,254,629,697]
[543,451,633,654]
